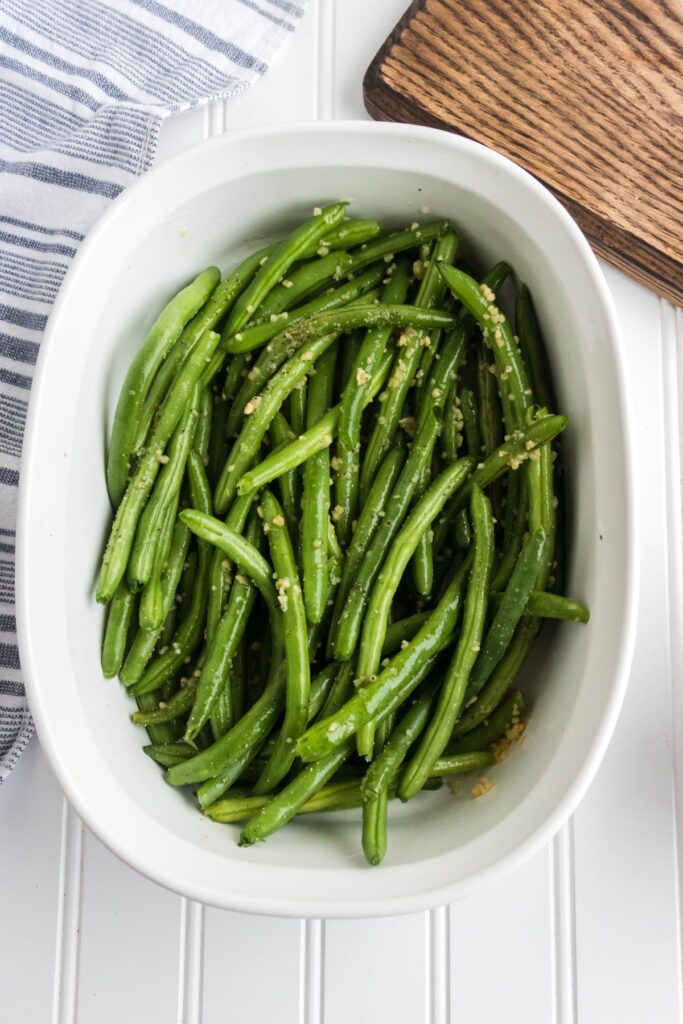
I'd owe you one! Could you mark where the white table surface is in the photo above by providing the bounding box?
[3,2,683,1021]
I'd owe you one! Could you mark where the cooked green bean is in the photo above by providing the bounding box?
[143,741,196,768]
[107,266,220,506]
[225,263,385,355]
[97,328,221,604]
[253,492,311,793]
[242,741,354,846]
[333,408,443,662]
[515,283,555,413]
[119,515,191,684]
[361,680,438,802]
[517,590,589,623]
[268,411,300,533]
[399,486,494,800]
[225,287,379,439]
[447,691,524,754]
[355,457,473,756]
[360,231,458,500]
[130,680,197,724]
[466,527,548,701]
[130,455,212,696]
[224,203,348,337]
[297,552,472,762]
[101,580,136,678]
[327,448,405,658]
[184,515,261,742]
[205,493,254,645]
[138,496,177,631]
[302,342,337,623]
[335,263,411,542]
[127,387,200,590]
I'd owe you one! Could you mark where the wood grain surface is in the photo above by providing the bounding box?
[364,0,683,304]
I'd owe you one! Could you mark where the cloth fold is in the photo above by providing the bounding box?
[0,0,307,781]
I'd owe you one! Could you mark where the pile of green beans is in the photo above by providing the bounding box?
[98,203,589,866]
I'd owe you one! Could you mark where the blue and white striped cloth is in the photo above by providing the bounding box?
[0,0,307,781]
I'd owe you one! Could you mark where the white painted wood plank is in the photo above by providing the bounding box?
[324,915,428,1024]
[201,909,302,1021]
[75,828,181,1024]
[449,847,555,1024]
[331,0,401,120]
[571,269,682,1024]
[0,739,64,1021]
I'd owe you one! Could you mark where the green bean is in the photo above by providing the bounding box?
[360,231,458,500]
[399,486,494,800]
[314,218,381,253]
[441,385,462,463]
[216,331,339,514]
[168,665,286,787]
[327,448,406,657]
[225,281,382,438]
[210,682,233,742]
[219,311,442,517]
[447,691,524,754]
[297,552,472,762]
[317,660,355,721]
[107,266,220,506]
[268,411,300,533]
[253,492,311,793]
[453,508,471,550]
[289,379,307,437]
[205,774,449,825]
[230,636,247,723]
[459,387,481,459]
[438,265,532,432]
[130,456,212,696]
[355,457,473,757]
[336,220,448,275]
[137,249,274,456]
[225,263,385,355]
[455,418,556,735]
[97,328,221,604]
[101,580,136,678]
[255,251,356,322]
[207,392,230,489]
[206,493,255,645]
[119,515,191,684]
[361,680,438,802]
[362,786,388,865]
[490,470,527,591]
[241,741,354,846]
[381,612,430,656]
[466,528,547,701]
[431,751,495,775]
[301,342,337,623]
[195,630,326,808]
[515,283,555,413]
[130,680,197,724]
[515,590,590,623]
[224,203,348,336]
[138,496,177,630]
[127,387,200,590]
[334,263,411,543]
[223,354,246,401]
[143,741,196,768]
[193,386,213,463]
[333,407,443,663]
[184,516,261,741]
[237,353,392,498]
[477,342,505,520]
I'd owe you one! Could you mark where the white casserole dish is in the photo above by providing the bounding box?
[16,121,637,917]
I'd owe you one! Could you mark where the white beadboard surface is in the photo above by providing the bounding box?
[3,1,683,1020]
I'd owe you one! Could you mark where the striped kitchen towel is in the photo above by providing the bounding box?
[0,0,307,781]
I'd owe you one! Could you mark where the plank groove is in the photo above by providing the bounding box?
[364,0,683,303]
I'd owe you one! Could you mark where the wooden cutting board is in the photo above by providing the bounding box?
[364,0,683,304]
